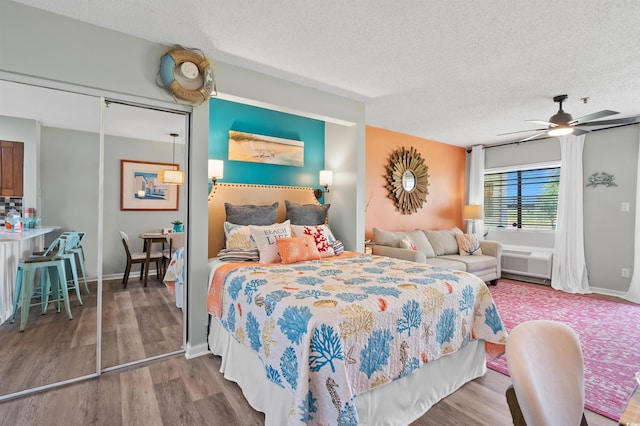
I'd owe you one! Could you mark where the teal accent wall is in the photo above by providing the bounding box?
[209,98,325,189]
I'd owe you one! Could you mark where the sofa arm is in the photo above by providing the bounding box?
[371,245,427,263]
[479,240,503,278]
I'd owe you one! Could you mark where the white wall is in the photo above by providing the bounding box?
[483,124,640,294]
[1,1,366,355]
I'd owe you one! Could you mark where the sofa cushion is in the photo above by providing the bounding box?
[424,257,466,271]
[423,227,463,255]
[438,254,496,274]
[374,228,435,258]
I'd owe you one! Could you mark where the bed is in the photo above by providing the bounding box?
[206,183,507,425]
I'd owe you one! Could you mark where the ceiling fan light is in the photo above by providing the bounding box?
[548,126,574,137]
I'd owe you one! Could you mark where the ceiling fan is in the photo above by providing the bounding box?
[498,94,638,142]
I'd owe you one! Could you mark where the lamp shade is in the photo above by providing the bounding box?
[463,204,484,220]
[208,159,224,179]
[158,169,185,185]
[319,170,333,187]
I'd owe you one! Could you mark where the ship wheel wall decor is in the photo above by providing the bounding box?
[385,146,430,214]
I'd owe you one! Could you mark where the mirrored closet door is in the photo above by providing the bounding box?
[101,101,187,369]
[0,80,100,396]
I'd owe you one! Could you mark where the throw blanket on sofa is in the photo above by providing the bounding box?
[207,253,507,425]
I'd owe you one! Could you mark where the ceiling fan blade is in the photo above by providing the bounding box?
[520,131,548,142]
[573,116,638,126]
[525,120,555,127]
[569,110,618,125]
[497,128,547,136]
[573,128,588,136]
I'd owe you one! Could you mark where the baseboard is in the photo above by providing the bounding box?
[185,342,210,359]
[589,286,627,298]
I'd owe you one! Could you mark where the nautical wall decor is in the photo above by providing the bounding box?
[586,172,617,188]
[158,45,215,105]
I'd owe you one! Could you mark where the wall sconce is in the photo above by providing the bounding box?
[463,204,484,234]
[158,132,185,185]
[208,159,224,185]
[314,170,333,199]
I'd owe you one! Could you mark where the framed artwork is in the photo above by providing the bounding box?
[120,159,179,211]
[228,130,304,167]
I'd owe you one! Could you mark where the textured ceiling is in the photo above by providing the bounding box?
[11,0,640,147]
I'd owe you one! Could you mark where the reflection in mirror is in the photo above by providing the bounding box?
[402,170,416,192]
[0,80,100,396]
[101,101,187,369]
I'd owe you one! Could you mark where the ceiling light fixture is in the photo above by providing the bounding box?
[547,126,574,137]
[158,133,185,185]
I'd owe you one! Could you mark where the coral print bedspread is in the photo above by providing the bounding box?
[207,253,507,425]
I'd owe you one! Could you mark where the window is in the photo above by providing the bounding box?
[484,166,560,229]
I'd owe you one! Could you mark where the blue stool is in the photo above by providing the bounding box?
[32,235,83,306]
[61,231,89,294]
[10,247,73,331]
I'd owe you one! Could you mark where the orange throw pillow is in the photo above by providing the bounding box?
[276,235,321,264]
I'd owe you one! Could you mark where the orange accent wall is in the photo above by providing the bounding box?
[365,126,466,239]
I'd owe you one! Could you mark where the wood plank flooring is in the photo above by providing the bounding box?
[0,275,182,396]
[0,352,615,425]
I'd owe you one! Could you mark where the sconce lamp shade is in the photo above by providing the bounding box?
[158,169,185,185]
[319,170,333,187]
[208,159,224,179]
[463,204,484,220]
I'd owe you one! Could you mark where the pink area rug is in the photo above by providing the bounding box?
[486,280,640,421]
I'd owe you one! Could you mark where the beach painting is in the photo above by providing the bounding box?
[228,131,304,167]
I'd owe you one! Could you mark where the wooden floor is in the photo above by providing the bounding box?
[0,274,182,396]
[0,278,619,425]
[0,352,615,425]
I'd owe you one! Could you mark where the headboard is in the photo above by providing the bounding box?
[207,183,320,258]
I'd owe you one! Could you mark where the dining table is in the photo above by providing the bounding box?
[138,232,166,286]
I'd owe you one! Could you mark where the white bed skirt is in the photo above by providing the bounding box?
[208,317,487,426]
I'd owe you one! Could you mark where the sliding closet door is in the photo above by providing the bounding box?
[101,101,187,369]
[0,80,100,396]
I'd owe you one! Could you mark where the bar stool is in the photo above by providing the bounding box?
[32,235,83,306]
[11,237,73,331]
[61,231,90,294]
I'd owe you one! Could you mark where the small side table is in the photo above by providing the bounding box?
[364,240,375,254]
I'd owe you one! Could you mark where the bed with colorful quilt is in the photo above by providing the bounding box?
[206,183,507,426]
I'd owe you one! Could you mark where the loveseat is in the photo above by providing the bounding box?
[371,227,502,285]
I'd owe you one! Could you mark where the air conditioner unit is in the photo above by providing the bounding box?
[501,248,553,284]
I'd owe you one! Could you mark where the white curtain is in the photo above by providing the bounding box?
[624,130,640,303]
[552,134,591,294]
[468,145,485,237]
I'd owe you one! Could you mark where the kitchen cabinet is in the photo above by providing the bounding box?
[0,140,24,196]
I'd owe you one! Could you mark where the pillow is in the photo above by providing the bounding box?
[285,200,330,225]
[423,227,464,256]
[217,248,260,262]
[223,222,256,250]
[400,237,418,251]
[333,240,344,255]
[372,228,406,247]
[249,220,292,264]
[225,202,278,226]
[456,233,483,256]
[276,236,321,264]
[406,230,436,258]
[291,224,336,257]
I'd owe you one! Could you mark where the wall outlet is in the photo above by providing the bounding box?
[621,268,630,278]
[621,202,630,212]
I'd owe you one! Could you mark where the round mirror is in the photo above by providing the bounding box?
[402,170,416,192]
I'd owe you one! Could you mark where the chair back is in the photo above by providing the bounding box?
[120,231,132,259]
[60,231,83,250]
[166,232,185,250]
[506,320,585,426]
[41,236,62,256]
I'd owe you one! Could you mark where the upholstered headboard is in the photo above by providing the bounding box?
[207,183,320,257]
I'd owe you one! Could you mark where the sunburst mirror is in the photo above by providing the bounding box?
[385,146,430,214]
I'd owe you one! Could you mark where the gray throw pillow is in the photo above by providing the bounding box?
[406,230,436,258]
[373,228,406,247]
[225,202,278,226]
[285,200,330,225]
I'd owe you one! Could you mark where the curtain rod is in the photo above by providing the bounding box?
[466,121,639,153]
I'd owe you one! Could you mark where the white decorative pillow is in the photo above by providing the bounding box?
[400,237,418,251]
[291,224,336,257]
[249,220,292,263]
[224,222,256,250]
[456,233,483,256]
